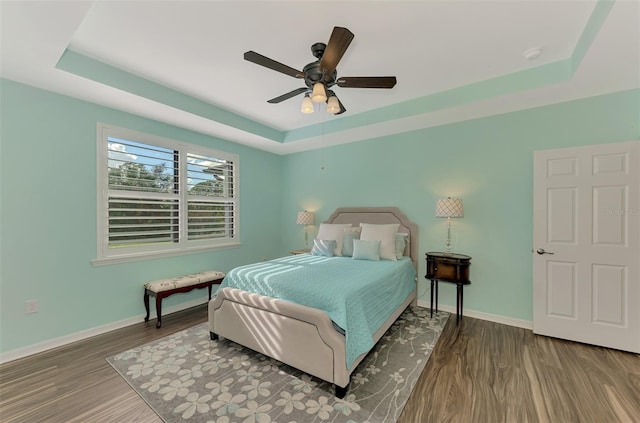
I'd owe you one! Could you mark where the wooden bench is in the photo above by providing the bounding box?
[144,270,225,328]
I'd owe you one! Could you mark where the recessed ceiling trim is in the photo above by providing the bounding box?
[38,0,620,151]
[571,0,615,72]
[283,0,612,143]
[56,49,285,143]
[284,59,573,143]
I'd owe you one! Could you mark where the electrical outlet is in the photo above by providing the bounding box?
[25,300,39,314]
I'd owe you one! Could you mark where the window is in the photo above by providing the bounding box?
[95,123,238,264]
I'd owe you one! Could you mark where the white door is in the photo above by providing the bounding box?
[533,140,640,353]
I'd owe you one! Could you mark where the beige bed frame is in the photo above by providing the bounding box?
[208,207,418,397]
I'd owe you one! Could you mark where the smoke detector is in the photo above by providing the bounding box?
[523,47,543,61]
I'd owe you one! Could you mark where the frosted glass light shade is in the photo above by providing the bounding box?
[301,95,314,114]
[296,211,314,225]
[435,197,464,218]
[311,82,327,103]
[326,96,340,114]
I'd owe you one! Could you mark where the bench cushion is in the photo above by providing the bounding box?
[144,271,225,293]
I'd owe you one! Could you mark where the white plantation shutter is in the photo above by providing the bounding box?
[96,123,239,263]
[186,153,236,241]
[107,139,179,248]
[108,196,179,246]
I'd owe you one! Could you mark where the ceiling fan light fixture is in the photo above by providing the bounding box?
[301,94,314,114]
[326,95,340,114]
[311,82,327,103]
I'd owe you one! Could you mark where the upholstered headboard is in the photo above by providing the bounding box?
[324,207,419,271]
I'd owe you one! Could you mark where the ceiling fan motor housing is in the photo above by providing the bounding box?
[303,61,337,89]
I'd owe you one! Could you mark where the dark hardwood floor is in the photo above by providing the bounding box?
[399,315,640,423]
[1,305,638,422]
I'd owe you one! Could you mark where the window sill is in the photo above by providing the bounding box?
[91,242,241,267]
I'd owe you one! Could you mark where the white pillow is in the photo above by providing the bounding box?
[359,223,400,261]
[316,223,353,256]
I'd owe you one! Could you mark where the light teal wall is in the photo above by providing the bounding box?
[281,89,640,321]
[1,78,637,355]
[0,79,284,353]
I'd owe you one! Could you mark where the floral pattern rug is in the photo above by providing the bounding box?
[107,307,448,423]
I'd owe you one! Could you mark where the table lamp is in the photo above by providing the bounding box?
[435,197,464,253]
[296,210,314,250]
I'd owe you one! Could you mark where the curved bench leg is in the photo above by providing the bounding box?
[155,294,163,328]
[144,289,151,322]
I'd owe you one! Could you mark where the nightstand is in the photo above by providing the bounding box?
[425,252,472,324]
[289,249,310,255]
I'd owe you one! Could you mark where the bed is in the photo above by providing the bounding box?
[208,207,418,398]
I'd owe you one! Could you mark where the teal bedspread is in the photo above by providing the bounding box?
[216,254,416,368]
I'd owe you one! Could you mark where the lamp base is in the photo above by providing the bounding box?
[444,217,453,254]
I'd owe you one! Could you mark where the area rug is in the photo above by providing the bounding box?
[108,307,448,423]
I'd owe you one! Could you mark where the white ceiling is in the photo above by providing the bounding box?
[1,1,638,155]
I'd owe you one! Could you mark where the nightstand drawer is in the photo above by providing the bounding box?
[426,252,471,283]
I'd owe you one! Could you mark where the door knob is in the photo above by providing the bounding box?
[536,248,554,255]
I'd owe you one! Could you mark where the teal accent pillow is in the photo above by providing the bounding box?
[352,239,381,261]
[342,230,361,257]
[311,239,336,257]
[395,233,409,259]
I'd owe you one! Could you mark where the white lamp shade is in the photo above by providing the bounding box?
[311,82,327,103]
[301,95,314,114]
[326,96,340,114]
[435,197,464,218]
[296,211,314,225]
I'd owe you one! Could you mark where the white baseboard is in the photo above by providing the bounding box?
[0,297,209,364]
[416,299,533,330]
[1,297,533,364]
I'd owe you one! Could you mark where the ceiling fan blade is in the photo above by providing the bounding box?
[244,51,304,79]
[267,87,308,104]
[326,90,347,115]
[336,76,397,89]
[335,98,346,115]
[319,27,354,81]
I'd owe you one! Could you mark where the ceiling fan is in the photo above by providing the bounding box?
[244,26,397,115]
